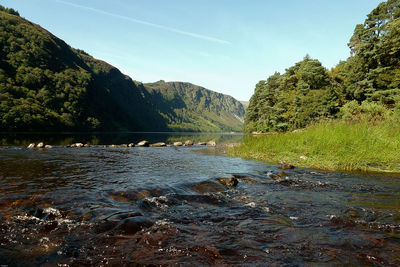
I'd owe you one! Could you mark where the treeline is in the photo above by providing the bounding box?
[245,0,400,133]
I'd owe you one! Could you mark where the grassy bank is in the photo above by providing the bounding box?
[229,119,400,173]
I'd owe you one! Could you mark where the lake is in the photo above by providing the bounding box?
[0,133,399,266]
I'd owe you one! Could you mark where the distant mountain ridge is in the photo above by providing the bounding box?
[0,7,244,132]
[144,81,245,132]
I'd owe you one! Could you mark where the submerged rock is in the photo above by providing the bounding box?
[184,140,194,146]
[150,142,166,147]
[27,143,35,149]
[115,216,154,235]
[190,181,225,193]
[36,142,44,148]
[137,140,150,147]
[173,142,183,146]
[218,177,239,187]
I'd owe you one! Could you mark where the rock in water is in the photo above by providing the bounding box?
[44,145,53,148]
[27,143,35,149]
[128,143,135,147]
[137,140,150,147]
[280,163,295,170]
[218,177,239,187]
[71,143,84,148]
[184,140,194,146]
[150,142,166,147]
[207,141,216,146]
[197,142,207,145]
[36,142,44,148]
[173,142,183,146]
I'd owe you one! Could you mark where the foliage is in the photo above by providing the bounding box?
[245,0,400,133]
[245,57,338,133]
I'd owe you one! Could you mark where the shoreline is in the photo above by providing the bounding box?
[228,120,400,175]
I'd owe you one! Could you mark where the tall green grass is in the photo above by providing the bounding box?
[229,118,400,173]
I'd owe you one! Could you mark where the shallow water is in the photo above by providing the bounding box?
[0,134,400,266]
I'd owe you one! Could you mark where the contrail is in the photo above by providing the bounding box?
[55,0,231,45]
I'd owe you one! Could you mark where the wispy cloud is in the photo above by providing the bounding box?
[55,0,231,45]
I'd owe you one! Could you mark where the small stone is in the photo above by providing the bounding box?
[36,142,44,148]
[128,143,135,147]
[300,155,307,160]
[44,145,53,149]
[280,163,295,170]
[207,141,216,146]
[27,143,35,149]
[173,142,183,146]
[218,177,239,187]
[84,144,90,147]
[150,142,166,147]
[184,140,194,146]
[197,142,207,145]
[137,140,149,147]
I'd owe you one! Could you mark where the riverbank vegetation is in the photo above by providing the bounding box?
[235,0,400,172]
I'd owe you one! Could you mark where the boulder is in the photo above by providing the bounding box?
[137,140,149,147]
[71,143,84,148]
[128,143,135,147]
[27,143,35,149]
[173,142,183,146]
[207,141,216,147]
[36,142,44,148]
[150,142,166,147]
[184,140,194,146]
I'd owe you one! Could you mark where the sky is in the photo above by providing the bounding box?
[1,0,384,100]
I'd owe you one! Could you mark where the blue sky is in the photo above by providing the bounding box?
[1,0,384,100]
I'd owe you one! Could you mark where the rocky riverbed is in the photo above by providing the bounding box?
[0,135,400,266]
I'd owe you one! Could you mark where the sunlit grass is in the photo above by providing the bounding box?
[229,118,400,173]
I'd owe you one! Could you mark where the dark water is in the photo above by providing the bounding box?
[0,134,400,266]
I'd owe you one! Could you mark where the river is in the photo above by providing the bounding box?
[0,133,399,266]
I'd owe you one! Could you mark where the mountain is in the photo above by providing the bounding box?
[144,81,245,132]
[0,7,244,132]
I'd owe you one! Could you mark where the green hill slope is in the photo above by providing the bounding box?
[144,81,245,132]
[0,7,243,132]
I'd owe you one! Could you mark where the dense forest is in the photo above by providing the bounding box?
[0,6,244,132]
[245,0,400,133]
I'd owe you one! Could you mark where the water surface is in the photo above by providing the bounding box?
[0,134,399,266]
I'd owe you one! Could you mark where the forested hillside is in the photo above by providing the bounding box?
[145,81,245,132]
[0,7,244,132]
[245,0,400,133]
